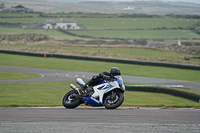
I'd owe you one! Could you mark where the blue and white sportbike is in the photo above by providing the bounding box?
[62,75,125,109]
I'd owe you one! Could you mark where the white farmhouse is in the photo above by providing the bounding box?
[124,7,134,10]
[43,19,81,30]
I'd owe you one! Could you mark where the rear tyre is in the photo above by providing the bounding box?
[62,90,81,109]
[104,92,124,109]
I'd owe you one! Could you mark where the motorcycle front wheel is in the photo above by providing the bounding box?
[62,90,81,109]
[104,92,124,109]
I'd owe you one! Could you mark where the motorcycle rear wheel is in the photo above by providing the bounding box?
[62,90,81,109]
[104,92,124,109]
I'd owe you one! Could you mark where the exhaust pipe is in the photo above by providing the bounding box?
[70,84,81,95]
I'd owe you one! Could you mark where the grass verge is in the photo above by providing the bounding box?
[124,91,200,108]
[1,43,200,65]
[0,81,199,108]
[0,53,200,82]
[0,41,200,65]
[0,86,199,108]
[0,71,41,80]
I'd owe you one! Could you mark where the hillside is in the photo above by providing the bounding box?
[2,0,200,15]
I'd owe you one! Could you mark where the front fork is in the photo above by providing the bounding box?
[110,90,117,99]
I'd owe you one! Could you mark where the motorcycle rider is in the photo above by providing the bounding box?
[75,67,121,96]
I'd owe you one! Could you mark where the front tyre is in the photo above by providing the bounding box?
[104,92,124,109]
[62,90,80,109]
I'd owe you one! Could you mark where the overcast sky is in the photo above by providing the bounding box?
[100,0,200,3]
[161,0,199,3]
[46,0,200,4]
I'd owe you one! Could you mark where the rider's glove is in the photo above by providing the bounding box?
[103,75,111,80]
[99,73,110,80]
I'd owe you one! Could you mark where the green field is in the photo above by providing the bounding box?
[0,12,200,41]
[0,27,82,40]
[0,17,199,29]
[0,26,198,40]
[71,30,199,39]
[76,18,200,29]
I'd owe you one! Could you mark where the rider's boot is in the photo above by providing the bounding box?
[70,84,85,96]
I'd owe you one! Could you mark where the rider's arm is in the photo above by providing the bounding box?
[99,72,111,80]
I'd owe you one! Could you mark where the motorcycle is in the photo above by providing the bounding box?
[62,75,125,109]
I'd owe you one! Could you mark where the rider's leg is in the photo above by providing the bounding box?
[72,75,101,96]
[81,75,100,93]
[86,75,101,86]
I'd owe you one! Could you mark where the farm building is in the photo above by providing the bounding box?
[124,7,134,10]
[12,5,33,13]
[0,2,5,12]
[2,4,33,13]
[0,3,5,9]
[43,19,83,30]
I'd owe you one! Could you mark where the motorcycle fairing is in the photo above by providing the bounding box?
[103,84,113,90]
[114,76,125,91]
[91,81,120,103]
[114,76,123,87]
[84,96,103,105]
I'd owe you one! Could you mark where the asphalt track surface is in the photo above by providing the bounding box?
[0,107,200,133]
[1,65,200,132]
